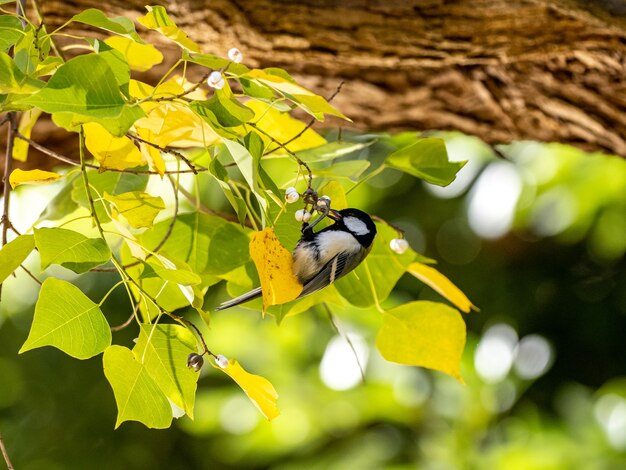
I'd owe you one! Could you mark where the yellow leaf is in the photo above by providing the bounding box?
[83,123,145,171]
[9,169,62,188]
[407,262,477,313]
[250,228,302,310]
[376,301,466,382]
[104,36,163,72]
[214,358,280,421]
[13,109,43,162]
[103,191,165,229]
[246,101,326,153]
[137,6,200,52]
[317,181,348,210]
[136,127,165,176]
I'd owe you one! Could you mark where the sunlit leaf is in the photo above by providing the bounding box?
[407,262,477,313]
[9,168,62,188]
[103,191,164,228]
[71,170,149,223]
[213,358,280,420]
[136,127,165,176]
[312,160,370,182]
[14,24,50,75]
[376,301,466,382]
[12,108,42,161]
[141,254,202,286]
[0,15,23,53]
[104,36,163,72]
[0,234,35,283]
[0,51,44,94]
[52,104,144,138]
[386,137,466,186]
[38,176,80,221]
[249,228,302,310]
[133,324,199,417]
[335,223,415,308]
[296,141,372,163]
[103,345,172,429]
[35,227,111,273]
[73,8,142,42]
[137,5,200,51]
[17,54,125,118]
[20,278,112,359]
[318,181,348,210]
[83,122,145,171]
[246,101,326,153]
[182,50,249,75]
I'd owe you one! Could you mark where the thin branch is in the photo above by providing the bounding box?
[15,133,208,175]
[323,303,366,383]
[151,70,212,103]
[20,264,42,286]
[0,431,14,470]
[128,133,202,175]
[1,113,17,301]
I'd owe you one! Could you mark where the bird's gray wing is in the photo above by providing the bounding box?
[299,249,367,298]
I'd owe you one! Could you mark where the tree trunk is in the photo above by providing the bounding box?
[9,0,626,159]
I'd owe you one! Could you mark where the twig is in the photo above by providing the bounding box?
[151,70,212,103]
[263,81,344,155]
[323,303,366,383]
[20,264,42,286]
[0,431,14,470]
[15,133,208,175]
[128,134,202,175]
[1,113,17,301]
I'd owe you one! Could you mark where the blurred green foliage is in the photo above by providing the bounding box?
[1,134,625,468]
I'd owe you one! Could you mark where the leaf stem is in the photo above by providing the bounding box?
[98,280,127,307]
[1,113,17,300]
[0,431,14,470]
[323,303,366,383]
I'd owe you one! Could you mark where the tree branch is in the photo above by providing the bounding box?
[0,431,14,470]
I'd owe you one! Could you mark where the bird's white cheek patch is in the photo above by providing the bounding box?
[343,217,369,236]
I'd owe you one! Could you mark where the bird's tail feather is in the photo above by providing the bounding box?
[215,287,262,311]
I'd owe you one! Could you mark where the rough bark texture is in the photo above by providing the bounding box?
[5,0,626,163]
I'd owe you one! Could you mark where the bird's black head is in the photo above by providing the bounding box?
[328,208,377,248]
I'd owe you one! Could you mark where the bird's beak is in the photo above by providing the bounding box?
[328,209,343,221]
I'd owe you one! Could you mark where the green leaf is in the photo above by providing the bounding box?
[140,254,202,286]
[0,235,35,283]
[37,175,80,221]
[0,51,44,94]
[52,104,144,137]
[376,301,466,382]
[35,227,111,273]
[182,50,249,75]
[103,345,172,429]
[17,54,127,120]
[103,191,165,228]
[141,212,250,279]
[20,278,112,359]
[137,5,199,51]
[133,324,199,417]
[335,223,415,308]
[222,139,268,220]
[71,170,149,223]
[13,24,50,75]
[72,8,142,42]
[192,86,254,128]
[0,15,23,52]
[386,137,467,186]
[295,141,372,163]
[312,160,370,181]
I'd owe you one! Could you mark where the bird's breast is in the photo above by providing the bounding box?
[292,231,359,283]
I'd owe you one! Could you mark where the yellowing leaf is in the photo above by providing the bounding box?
[13,109,42,162]
[103,191,165,229]
[246,101,326,153]
[250,228,302,310]
[407,262,477,313]
[138,6,200,51]
[136,127,165,176]
[376,301,466,382]
[83,122,145,171]
[9,169,62,188]
[104,36,163,72]
[214,358,279,421]
[318,181,348,210]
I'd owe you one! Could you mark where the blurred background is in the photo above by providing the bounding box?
[1,133,626,469]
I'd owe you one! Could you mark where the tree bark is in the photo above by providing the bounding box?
[11,0,626,157]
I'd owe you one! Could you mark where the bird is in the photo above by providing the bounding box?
[215,208,377,310]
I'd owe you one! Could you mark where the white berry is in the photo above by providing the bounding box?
[316,195,331,211]
[295,209,311,222]
[207,71,225,89]
[390,238,409,254]
[285,187,299,203]
[215,354,229,369]
[227,47,243,63]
